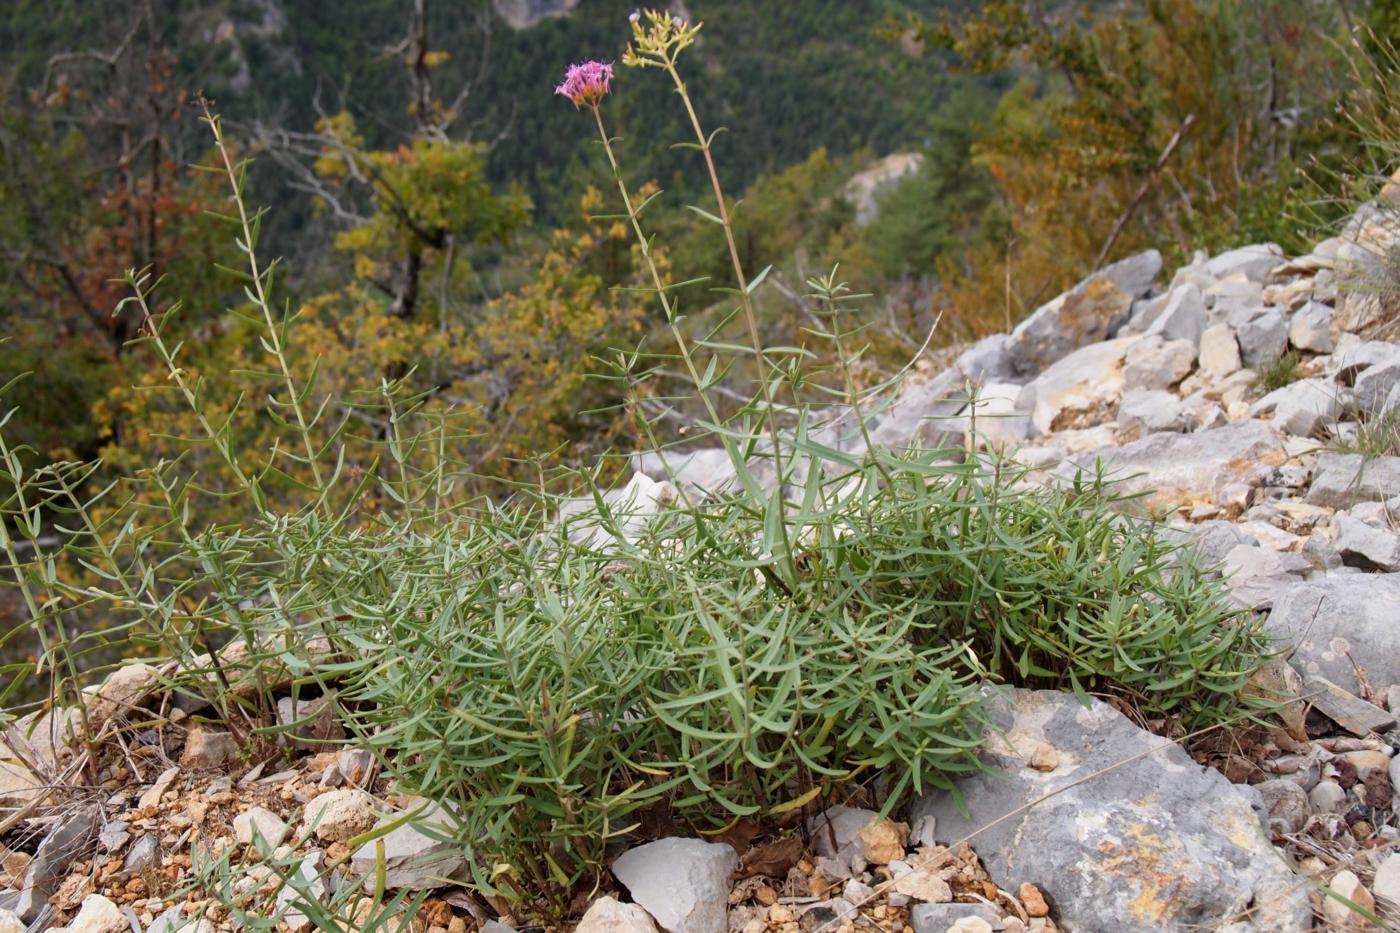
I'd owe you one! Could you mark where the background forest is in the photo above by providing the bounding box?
[0,0,1393,496]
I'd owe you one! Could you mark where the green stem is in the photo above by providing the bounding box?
[588,106,722,509]
[660,65,795,575]
[203,105,328,511]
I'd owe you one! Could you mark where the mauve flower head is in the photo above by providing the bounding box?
[555,60,614,109]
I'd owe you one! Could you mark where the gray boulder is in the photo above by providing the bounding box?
[1007,250,1161,377]
[953,334,1018,384]
[1335,514,1400,571]
[1170,520,1260,570]
[1267,573,1400,688]
[1355,359,1400,417]
[1220,544,1311,610]
[910,689,1310,933]
[1307,453,1400,509]
[1334,340,1400,385]
[1145,284,1207,347]
[613,838,736,933]
[1235,309,1288,369]
[1249,378,1344,437]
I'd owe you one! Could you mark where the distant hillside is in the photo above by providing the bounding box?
[1,0,986,226]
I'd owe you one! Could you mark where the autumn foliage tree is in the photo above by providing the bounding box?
[906,0,1356,330]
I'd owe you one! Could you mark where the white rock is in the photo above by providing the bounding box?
[1118,389,1188,437]
[1289,302,1334,353]
[350,804,467,890]
[302,788,377,843]
[1250,378,1344,437]
[1308,779,1347,814]
[1322,869,1374,931]
[1198,324,1242,376]
[1373,853,1400,906]
[1355,359,1400,417]
[1123,336,1196,390]
[85,663,158,730]
[233,806,289,849]
[52,894,127,933]
[613,838,737,933]
[962,383,1031,451]
[1017,337,1138,435]
[0,909,21,933]
[276,851,327,932]
[575,896,660,932]
[1206,244,1285,282]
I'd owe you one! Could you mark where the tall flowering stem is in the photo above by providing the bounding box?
[623,10,796,579]
[555,59,744,516]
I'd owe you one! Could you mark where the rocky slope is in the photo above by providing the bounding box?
[2,200,1400,931]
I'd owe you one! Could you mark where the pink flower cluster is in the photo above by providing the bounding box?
[555,60,614,109]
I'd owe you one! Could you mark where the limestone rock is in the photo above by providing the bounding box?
[1145,283,1206,346]
[1206,243,1285,282]
[1117,388,1188,438]
[1017,337,1137,435]
[137,766,180,811]
[122,833,158,874]
[276,851,327,932]
[1198,323,1243,375]
[85,663,159,731]
[1122,336,1196,390]
[1289,302,1334,353]
[857,817,908,865]
[233,807,289,849]
[910,689,1310,933]
[909,904,1002,933]
[1236,309,1288,369]
[1307,453,1400,509]
[350,805,468,891]
[1373,853,1400,907]
[1220,544,1310,609]
[1249,378,1343,437]
[1056,420,1287,514]
[958,382,1031,451]
[613,837,737,933]
[1322,869,1375,932]
[1335,514,1400,571]
[1254,779,1310,836]
[1006,250,1160,376]
[180,729,238,769]
[1355,359,1400,417]
[575,896,659,933]
[16,803,98,921]
[1267,573,1400,688]
[302,788,377,843]
[52,894,126,933]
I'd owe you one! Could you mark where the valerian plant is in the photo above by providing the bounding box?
[0,10,1273,928]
